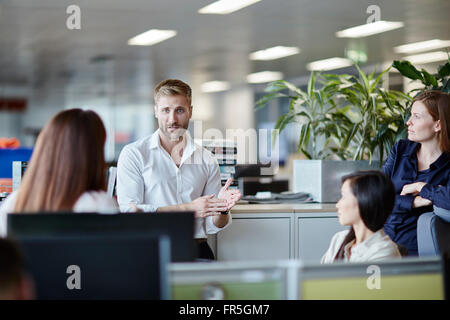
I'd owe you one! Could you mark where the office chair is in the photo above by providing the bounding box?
[106,166,117,197]
[417,206,450,257]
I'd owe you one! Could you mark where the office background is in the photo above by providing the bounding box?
[1,0,450,164]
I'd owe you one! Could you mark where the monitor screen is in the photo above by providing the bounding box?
[17,233,170,299]
[299,257,444,300]
[7,212,195,262]
[170,261,288,300]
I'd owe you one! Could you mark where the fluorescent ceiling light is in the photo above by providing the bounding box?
[128,29,177,46]
[336,21,404,38]
[247,71,283,84]
[198,0,262,15]
[403,51,448,64]
[394,39,450,54]
[306,57,353,71]
[201,81,231,93]
[249,46,300,61]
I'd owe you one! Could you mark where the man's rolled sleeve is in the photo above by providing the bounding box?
[205,214,232,235]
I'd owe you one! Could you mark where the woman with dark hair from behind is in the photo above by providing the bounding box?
[0,109,118,236]
[382,90,450,256]
[321,171,401,263]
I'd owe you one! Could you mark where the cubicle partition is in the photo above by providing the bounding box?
[298,257,444,300]
[169,261,291,300]
[169,257,445,300]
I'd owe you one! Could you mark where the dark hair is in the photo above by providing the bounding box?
[413,90,450,153]
[334,170,395,261]
[0,239,26,297]
[14,109,107,212]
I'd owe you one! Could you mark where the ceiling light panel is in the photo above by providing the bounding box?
[249,46,301,61]
[247,71,283,84]
[336,21,404,38]
[128,29,177,46]
[394,39,450,54]
[306,57,353,71]
[198,0,262,15]
[403,51,449,64]
[201,81,231,93]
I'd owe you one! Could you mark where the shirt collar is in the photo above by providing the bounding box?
[401,140,450,169]
[402,141,420,158]
[149,129,161,149]
[430,151,450,170]
[349,229,387,254]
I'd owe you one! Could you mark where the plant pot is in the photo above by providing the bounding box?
[293,160,381,203]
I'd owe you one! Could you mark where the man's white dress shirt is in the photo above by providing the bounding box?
[321,229,401,263]
[117,129,231,239]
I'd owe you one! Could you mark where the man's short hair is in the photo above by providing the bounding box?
[154,79,192,105]
[0,239,26,298]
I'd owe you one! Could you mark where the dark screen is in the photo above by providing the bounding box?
[7,212,196,262]
[18,233,170,299]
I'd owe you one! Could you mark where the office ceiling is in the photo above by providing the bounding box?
[1,0,450,99]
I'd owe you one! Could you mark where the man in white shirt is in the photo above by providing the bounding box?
[117,79,241,259]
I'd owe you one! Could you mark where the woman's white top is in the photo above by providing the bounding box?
[0,191,118,237]
[321,229,402,264]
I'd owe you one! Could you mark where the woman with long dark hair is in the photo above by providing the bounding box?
[0,109,118,236]
[382,90,450,256]
[321,171,401,263]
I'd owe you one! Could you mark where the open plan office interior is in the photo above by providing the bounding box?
[0,0,449,303]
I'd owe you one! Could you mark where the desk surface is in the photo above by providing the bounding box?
[230,203,337,214]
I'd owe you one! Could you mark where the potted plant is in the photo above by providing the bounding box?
[256,64,411,202]
[392,56,450,94]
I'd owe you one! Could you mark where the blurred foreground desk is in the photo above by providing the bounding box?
[212,203,346,262]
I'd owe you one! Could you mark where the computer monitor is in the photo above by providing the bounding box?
[17,233,170,299]
[169,260,289,300]
[7,212,195,262]
[298,257,444,300]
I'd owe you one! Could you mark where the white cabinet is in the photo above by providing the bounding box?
[296,215,348,262]
[213,205,342,262]
[216,213,293,261]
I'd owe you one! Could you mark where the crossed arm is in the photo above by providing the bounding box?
[400,181,450,210]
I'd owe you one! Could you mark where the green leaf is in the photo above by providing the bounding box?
[307,72,316,97]
[392,60,424,81]
[263,80,289,93]
[438,61,450,79]
[300,148,312,160]
[298,123,311,155]
[421,69,438,87]
[342,123,359,149]
[354,63,370,93]
[443,78,450,93]
[372,66,390,91]
[255,92,288,110]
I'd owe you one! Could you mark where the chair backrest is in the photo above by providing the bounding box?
[106,166,117,197]
[417,208,450,257]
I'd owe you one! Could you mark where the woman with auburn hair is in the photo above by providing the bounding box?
[382,90,450,256]
[321,171,401,263]
[0,109,118,236]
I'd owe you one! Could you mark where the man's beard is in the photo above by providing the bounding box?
[164,124,187,141]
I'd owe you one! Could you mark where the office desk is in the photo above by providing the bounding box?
[211,203,347,262]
